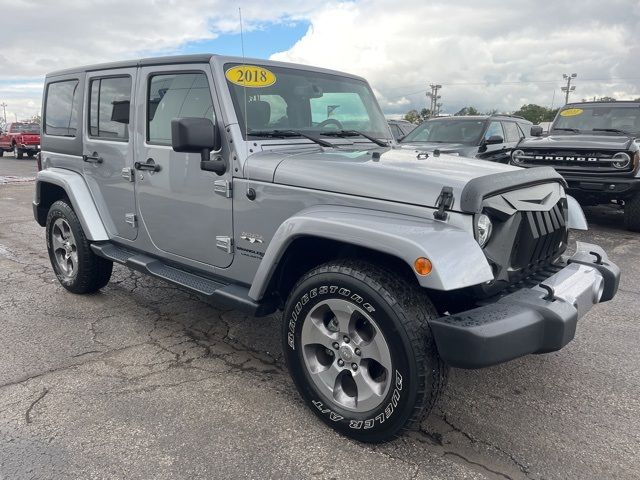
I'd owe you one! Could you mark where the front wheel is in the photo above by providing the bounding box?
[624,195,640,232]
[13,145,23,159]
[283,260,447,442]
[46,199,113,293]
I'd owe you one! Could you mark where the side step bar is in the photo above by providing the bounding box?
[91,243,276,317]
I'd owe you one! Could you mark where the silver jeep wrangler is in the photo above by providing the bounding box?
[34,54,620,442]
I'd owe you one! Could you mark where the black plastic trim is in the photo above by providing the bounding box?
[460,167,567,213]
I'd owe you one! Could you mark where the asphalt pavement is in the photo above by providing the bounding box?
[0,156,638,479]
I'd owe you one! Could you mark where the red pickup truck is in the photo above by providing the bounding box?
[0,122,41,159]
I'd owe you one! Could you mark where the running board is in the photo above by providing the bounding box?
[91,243,276,316]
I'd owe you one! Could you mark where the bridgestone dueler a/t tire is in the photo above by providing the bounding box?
[283,260,447,443]
[624,195,640,232]
[46,200,113,294]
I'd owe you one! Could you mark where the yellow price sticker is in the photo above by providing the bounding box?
[560,108,584,117]
[225,65,276,88]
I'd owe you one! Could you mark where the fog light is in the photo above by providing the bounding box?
[476,214,493,247]
[511,149,525,165]
[414,257,433,276]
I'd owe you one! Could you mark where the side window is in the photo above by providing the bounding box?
[147,72,214,145]
[45,80,80,137]
[389,124,403,139]
[89,76,132,141]
[502,121,522,142]
[484,121,504,141]
[516,123,529,138]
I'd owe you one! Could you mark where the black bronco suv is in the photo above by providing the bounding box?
[511,101,640,231]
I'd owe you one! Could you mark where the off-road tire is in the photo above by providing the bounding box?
[283,260,447,443]
[46,199,113,293]
[624,195,640,232]
[13,145,23,159]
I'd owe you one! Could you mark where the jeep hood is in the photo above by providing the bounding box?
[518,134,635,151]
[245,147,565,212]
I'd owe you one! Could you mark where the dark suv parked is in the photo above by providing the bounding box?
[512,101,640,231]
[399,114,532,163]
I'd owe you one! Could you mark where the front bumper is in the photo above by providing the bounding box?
[563,175,640,199]
[429,242,620,369]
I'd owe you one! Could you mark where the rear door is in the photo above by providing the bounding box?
[83,68,138,240]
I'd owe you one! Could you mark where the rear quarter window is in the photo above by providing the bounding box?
[45,79,80,137]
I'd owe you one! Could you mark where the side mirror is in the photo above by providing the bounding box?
[484,135,504,145]
[110,100,130,124]
[171,117,226,175]
[530,125,543,137]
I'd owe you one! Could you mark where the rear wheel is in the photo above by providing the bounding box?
[283,260,447,442]
[13,145,23,159]
[46,199,113,293]
[624,194,640,232]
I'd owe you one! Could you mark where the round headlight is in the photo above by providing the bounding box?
[511,149,525,165]
[476,214,493,247]
[612,152,631,170]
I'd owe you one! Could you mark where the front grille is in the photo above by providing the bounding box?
[516,149,633,175]
[511,200,568,273]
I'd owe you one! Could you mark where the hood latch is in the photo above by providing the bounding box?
[434,186,455,221]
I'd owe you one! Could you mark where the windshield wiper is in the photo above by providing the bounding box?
[552,127,581,133]
[592,128,628,134]
[247,129,335,148]
[320,130,389,147]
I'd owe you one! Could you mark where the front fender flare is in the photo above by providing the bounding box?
[34,168,109,241]
[248,206,493,301]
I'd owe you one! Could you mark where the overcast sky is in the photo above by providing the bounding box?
[1,0,639,121]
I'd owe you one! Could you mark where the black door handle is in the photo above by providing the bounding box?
[134,158,161,172]
[83,152,103,164]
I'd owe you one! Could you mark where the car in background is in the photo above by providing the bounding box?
[399,114,532,163]
[512,101,640,231]
[387,119,416,140]
[0,122,41,158]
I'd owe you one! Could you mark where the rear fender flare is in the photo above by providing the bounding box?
[34,168,108,241]
[248,206,493,301]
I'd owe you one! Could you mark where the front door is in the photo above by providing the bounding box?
[134,64,233,268]
[83,68,138,240]
[477,120,509,163]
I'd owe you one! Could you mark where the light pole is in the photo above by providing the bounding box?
[561,73,577,105]
[0,102,6,123]
[427,84,442,117]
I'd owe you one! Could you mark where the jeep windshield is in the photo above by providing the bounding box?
[552,104,640,135]
[400,118,485,144]
[224,63,390,143]
[13,123,40,134]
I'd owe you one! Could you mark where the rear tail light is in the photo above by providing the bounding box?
[36,152,42,171]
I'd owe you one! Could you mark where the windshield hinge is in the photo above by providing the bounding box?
[214,179,232,198]
[434,186,455,221]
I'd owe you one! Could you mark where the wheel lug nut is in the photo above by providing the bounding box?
[332,342,340,350]
[351,363,358,370]
[343,336,350,343]
[337,359,345,367]
[355,348,361,356]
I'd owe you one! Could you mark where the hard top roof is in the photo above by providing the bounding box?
[45,53,367,82]
[563,100,640,107]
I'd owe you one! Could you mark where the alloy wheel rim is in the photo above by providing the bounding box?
[51,218,78,279]
[301,298,392,412]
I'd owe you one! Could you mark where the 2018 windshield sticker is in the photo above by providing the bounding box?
[560,108,584,117]
[225,65,276,88]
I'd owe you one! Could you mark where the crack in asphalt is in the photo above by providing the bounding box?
[25,388,49,425]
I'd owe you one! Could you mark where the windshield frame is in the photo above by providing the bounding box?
[223,62,391,143]
[399,118,487,145]
[551,104,640,136]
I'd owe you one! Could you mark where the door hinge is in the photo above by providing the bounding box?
[214,179,232,198]
[434,186,455,221]
[121,167,135,182]
[125,213,137,228]
[216,236,234,254]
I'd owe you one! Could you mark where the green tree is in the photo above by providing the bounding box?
[513,104,558,123]
[403,108,431,125]
[454,106,480,116]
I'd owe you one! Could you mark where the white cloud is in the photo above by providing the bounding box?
[271,0,640,115]
[1,0,639,121]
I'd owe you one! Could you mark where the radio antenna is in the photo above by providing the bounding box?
[239,7,254,198]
